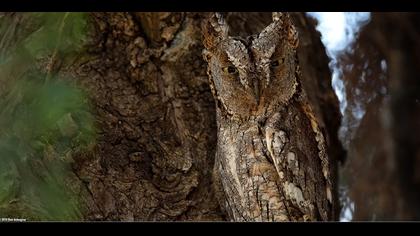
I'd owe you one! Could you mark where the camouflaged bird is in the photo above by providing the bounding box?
[202,12,337,221]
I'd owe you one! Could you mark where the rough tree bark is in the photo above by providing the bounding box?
[1,12,343,221]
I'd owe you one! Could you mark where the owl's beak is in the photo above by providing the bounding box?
[253,79,261,105]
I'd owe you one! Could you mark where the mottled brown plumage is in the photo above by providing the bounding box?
[202,12,335,221]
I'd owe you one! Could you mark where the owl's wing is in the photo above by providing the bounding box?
[264,107,333,221]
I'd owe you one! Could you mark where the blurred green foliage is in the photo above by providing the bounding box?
[25,13,87,58]
[0,13,95,220]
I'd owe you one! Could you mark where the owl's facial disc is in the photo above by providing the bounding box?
[253,76,261,104]
[222,38,252,88]
[203,12,299,117]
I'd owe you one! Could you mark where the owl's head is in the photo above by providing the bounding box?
[202,12,300,119]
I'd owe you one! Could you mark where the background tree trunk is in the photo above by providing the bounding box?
[341,13,420,220]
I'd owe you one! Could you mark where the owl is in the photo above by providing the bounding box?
[202,12,336,221]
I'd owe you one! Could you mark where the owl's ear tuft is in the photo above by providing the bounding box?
[272,12,284,23]
[280,13,299,50]
[270,12,299,50]
[202,12,229,51]
[287,24,299,50]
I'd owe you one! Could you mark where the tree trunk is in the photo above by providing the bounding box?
[342,13,420,220]
[70,12,223,221]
